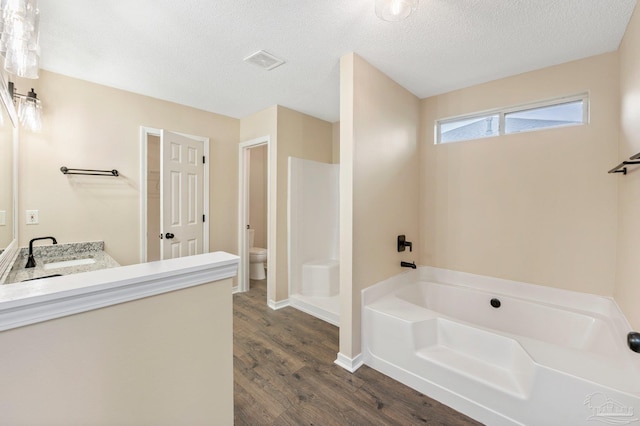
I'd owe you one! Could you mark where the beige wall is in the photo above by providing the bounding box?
[617,5,640,330]
[250,144,268,248]
[240,105,278,300]
[239,105,278,143]
[340,54,355,358]
[332,121,340,164]
[420,53,620,296]
[15,70,239,265]
[340,53,420,358]
[240,106,333,303]
[0,279,234,425]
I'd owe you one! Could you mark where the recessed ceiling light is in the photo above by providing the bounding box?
[243,50,285,71]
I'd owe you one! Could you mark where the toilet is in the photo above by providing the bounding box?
[248,229,267,280]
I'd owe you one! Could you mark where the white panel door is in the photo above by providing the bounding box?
[161,130,204,260]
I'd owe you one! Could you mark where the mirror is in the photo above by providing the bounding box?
[0,71,18,277]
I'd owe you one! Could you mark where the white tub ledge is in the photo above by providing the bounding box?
[0,251,239,332]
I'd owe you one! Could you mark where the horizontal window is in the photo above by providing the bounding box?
[440,115,499,144]
[436,94,588,144]
[504,99,585,134]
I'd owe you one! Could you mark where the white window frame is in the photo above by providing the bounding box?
[435,93,589,144]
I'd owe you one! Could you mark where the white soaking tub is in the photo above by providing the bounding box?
[362,267,640,426]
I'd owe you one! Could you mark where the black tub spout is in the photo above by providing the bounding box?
[629,332,640,353]
[401,261,416,269]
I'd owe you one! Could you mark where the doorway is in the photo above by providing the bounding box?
[238,136,271,294]
[139,127,210,263]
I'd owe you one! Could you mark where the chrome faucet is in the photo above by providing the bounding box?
[25,236,58,268]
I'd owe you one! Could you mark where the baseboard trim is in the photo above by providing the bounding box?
[334,352,364,373]
[268,298,290,310]
[289,295,339,326]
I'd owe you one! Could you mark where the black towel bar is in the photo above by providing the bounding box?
[608,153,640,175]
[60,167,119,177]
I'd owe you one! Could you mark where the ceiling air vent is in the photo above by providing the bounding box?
[243,50,285,71]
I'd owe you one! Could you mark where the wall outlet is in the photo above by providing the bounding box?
[26,210,38,225]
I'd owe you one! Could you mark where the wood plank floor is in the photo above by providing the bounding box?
[234,280,483,425]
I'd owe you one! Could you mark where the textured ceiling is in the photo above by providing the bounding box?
[37,0,637,123]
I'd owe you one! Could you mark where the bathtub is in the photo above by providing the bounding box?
[362,267,640,426]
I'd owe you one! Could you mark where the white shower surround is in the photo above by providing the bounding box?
[288,157,340,325]
[362,267,640,425]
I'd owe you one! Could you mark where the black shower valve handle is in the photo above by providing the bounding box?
[397,235,412,252]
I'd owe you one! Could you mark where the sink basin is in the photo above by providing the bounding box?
[43,258,96,270]
[22,274,63,282]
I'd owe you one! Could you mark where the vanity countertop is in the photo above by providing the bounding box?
[2,241,120,284]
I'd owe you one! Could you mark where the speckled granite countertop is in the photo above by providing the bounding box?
[2,241,120,284]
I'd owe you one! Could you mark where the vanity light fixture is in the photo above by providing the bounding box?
[0,0,40,79]
[375,0,418,22]
[8,81,41,131]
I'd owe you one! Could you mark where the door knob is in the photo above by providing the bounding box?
[165,233,175,239]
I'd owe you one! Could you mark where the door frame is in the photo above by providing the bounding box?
[139,126,210,263]
[237,135,271,293]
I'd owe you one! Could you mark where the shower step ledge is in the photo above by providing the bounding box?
[416,345,534,399]
[365,298,439,323]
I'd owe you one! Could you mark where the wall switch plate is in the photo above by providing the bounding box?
[0,210,5,226]
[26,210,38,225]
